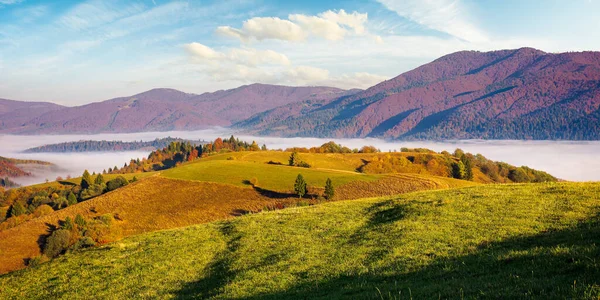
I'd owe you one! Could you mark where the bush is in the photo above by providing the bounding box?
[80,183,106,200]
[106,176,129,191]
[44,229,72,258]
[296,161,311,168]
[71,237,96,251]
[324,178,335,200]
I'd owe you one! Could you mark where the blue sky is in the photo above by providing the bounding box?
[0,0,599,105]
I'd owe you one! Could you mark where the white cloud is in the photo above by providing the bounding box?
[184,42,290,66]
[288,14,346,41]
[58,0,146,31]
[216,9,369,42]
[285,66,330,83]
[216,17,306,42]
[319,9,368,34]
[376,0,488,43]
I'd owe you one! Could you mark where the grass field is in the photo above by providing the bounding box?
[1,182,598,299]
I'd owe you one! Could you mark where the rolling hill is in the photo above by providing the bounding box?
[238,48,600,140]
[0,150,476,274]
[1,182,598,299]
[0,84,354,134]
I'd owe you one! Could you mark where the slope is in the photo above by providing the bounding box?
[240,48,600,140]
[0,99,64,131]
[1,182,598,299]
[0,152,472,274]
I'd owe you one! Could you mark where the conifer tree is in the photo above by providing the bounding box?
[324,178,335,200]
[81,170,92,189]
[94,174,105,185]
[289,152,299,166]
[67,192,78,205]
[294,174,307,198]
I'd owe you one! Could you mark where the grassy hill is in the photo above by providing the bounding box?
[0,152,473,274]
[1,182,598,299]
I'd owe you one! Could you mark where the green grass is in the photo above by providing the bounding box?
[161,159,380,191]
[1,182,599,299]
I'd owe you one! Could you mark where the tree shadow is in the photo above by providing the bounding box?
[251,186,298,199]
[242,210,600,299]
[173,208,600,299]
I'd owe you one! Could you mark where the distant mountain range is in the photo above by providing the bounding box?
[2,48,599,140]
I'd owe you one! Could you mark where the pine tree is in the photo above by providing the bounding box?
[289,152,299,166]
[67,192,78,205]
[261,144,267,151]
[94,174,105,185]
[324,178,335,200]
[81,170,92,189]
[294,174,307,198]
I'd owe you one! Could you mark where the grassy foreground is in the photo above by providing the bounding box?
[1,182,599,299]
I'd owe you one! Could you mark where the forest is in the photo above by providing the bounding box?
[23,137,208,153]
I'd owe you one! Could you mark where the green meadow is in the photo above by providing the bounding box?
[1,182,598,299]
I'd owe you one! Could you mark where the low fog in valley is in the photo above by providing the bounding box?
[2,128,600,184]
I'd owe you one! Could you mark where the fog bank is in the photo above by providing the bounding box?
[1,129,600,183]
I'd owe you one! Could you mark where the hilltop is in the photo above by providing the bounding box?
[1,182,598,298]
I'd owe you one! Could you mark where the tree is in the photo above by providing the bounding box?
[43,229,71,258]
[81,170,92,189]
[67,192,78,205]
[74,214,86,228]
[324,178,335,200]
[289,152,299,166]
[294,174,307,198]
[94,174,105,185]
[61,216,74,230]
[261,144,267,151]
[463,159,474,181]
[9,202,26,217]
[451,162,466,179]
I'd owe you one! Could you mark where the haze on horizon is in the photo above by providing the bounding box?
[1,0,600,106]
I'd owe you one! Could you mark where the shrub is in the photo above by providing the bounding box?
[289,152,299,166]
[296,161,311,168]
[451,162,466,179]
[44,229,72,258]
[106,176,129,191]
[71,237,96,251]
[80,183,106,200]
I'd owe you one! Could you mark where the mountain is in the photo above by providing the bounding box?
[0,99,65,131]
[0,84,353,134]
[239,48,600,140]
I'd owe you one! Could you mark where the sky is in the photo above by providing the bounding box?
[0,0,599,106]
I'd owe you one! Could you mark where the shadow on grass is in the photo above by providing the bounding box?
[175,221,287,299]
[174,207,600,299]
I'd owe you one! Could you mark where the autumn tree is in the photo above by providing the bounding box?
[294,174,307,198]
[81,170,92,189]
[324,178,335,200]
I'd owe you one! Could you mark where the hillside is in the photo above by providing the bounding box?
[0,150,477,274]
[0,84,353,134]
[1,182,598,298]
[238,48,600,140]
